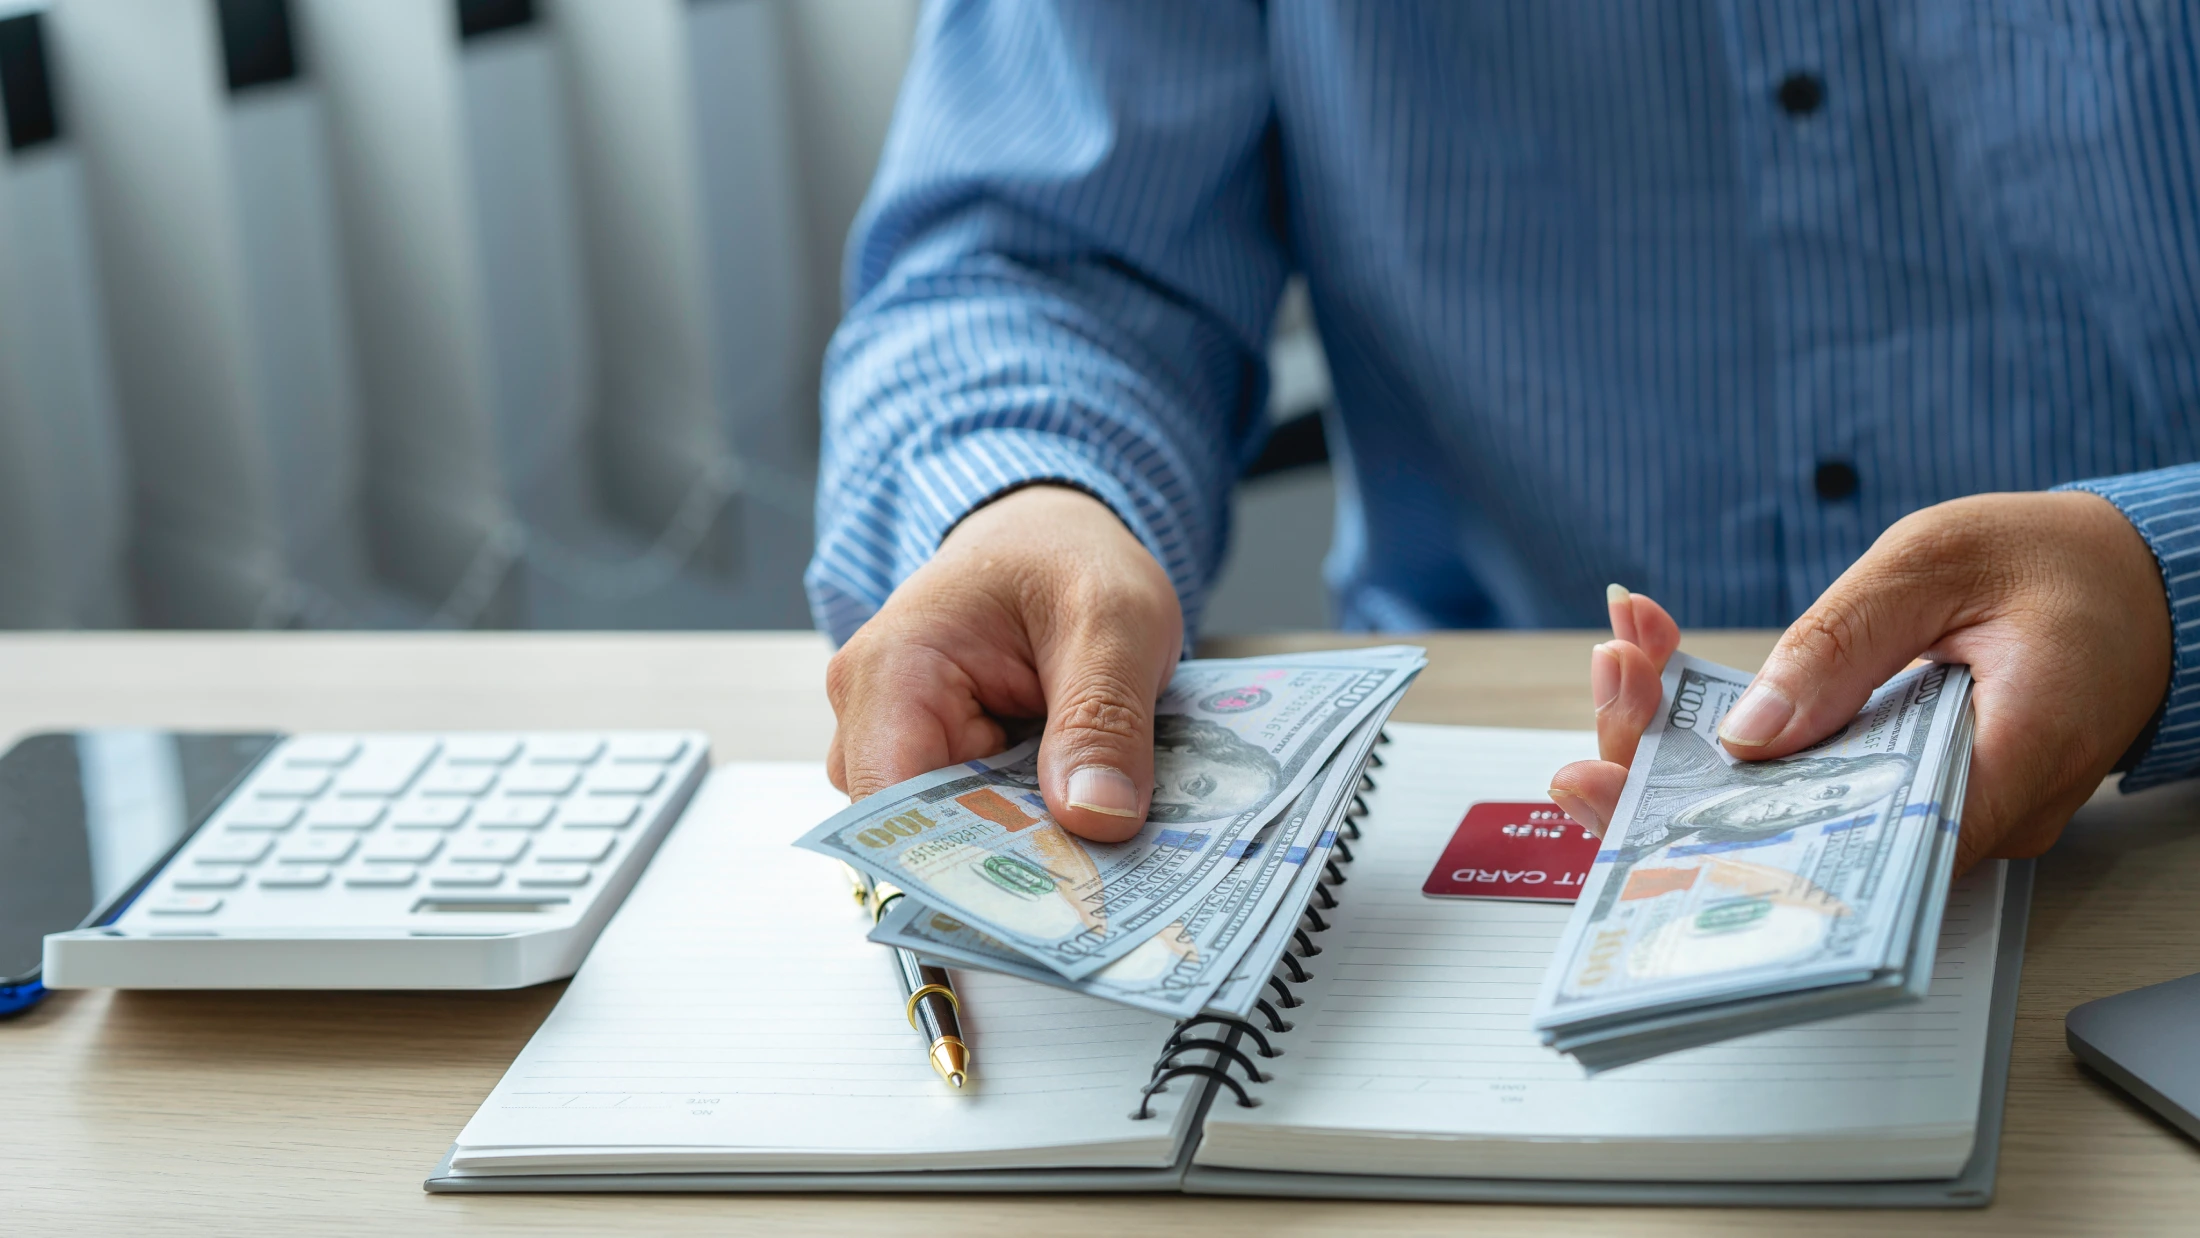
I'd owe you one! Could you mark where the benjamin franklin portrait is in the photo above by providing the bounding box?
[1148,714,1283,824]
[1620,722,1915,860]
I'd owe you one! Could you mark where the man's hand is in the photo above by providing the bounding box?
[1548,491,2173,870]
[824,485,1182,842]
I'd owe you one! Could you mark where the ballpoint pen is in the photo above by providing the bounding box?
[842,865,972,1089]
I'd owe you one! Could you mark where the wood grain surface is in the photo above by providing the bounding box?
[2,631,2195,1236]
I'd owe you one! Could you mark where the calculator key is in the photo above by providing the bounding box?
[148,894,224,915]
[443,736,521,765]
[254,768,331,798]
[303,801,386,831]
[536,832,616,863]
[332,739,437,797]
[431,863,506,888]
[362,834,443,864]
[586,766,662,796]
[389,801,470,830]
[173,867,245,890]
[196,835,274,864]
[345,864,419,888]
[474,800,554,830]
[608,735,687,763]
[502,765,580,796]
[276,834,357,864]
[259,866,332,889]
[449,834,528,864]
[223,802,302,831]
[526,737,604,764]
[417,765,498,797]
[518,863,594,889]
[559,798,640,830]
[282,737,360,766]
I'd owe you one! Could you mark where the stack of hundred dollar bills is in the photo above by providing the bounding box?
[795,646,1425,1019]
[1530,651,1975,1072]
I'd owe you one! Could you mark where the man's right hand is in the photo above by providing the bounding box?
[823,485,1183,843]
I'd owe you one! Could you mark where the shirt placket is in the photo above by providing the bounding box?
[1728,2,1876,616]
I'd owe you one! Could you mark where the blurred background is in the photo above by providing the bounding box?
[0,0,1333,637]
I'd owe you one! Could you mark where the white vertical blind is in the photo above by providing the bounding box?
[546,0,739,573]
[779,0,919,405]
[295,0,520,626]
[0,0,922,630]
[0,153,65,626]
[687,0,809,474]
[44,0,288,627]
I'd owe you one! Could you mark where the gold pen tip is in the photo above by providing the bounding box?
[931,1037,971,1089]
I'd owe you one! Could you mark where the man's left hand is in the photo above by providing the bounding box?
[1548,491,2173,870]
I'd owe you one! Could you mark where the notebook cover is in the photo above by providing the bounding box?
[422,1148,1193,1195]
[423,860,2029,1204]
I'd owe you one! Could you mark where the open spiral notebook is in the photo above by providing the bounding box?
[428,724,2029,1207]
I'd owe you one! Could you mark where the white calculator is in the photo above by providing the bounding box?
[41,731,708,990]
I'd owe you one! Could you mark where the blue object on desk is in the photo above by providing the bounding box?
[0,979,45,1018]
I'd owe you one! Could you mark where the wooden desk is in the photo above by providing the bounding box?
[2,631,2196,1235]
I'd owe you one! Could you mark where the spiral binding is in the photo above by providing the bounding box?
[1129,728,1389,1120]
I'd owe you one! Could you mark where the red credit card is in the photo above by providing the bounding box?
[1422,801,1603,902]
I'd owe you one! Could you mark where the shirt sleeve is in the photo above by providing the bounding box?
[804,0,1289,645]
[2059,463,2200,790]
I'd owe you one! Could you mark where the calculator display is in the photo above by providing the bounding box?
[0,731,279,984]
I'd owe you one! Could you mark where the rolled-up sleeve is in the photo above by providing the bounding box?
[2062,463,2200,789]
[805,0,1289,645]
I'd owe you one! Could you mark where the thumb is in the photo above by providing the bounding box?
[1719,554,1961,759]
[1036,625,1177,844]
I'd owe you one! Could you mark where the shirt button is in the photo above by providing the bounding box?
[1775,72,1825,117]
[1814,460,1860,502]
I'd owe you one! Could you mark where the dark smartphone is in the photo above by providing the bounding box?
[0,730,282,1016]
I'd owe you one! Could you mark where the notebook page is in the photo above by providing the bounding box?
[1197,724,2001,1182]
[450,764,1195,1175]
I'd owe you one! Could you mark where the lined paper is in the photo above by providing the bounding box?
[450,764,1193,1175]
[1196,724,2001,1182]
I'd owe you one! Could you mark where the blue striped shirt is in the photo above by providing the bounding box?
[808,0,2200,791]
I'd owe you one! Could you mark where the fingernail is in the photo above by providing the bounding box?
[1590,643,1621,711]
[1549,788,1606,837]
[1067,766,1142,818]
[1718,681,1795,749]
[1605,583,1637,643]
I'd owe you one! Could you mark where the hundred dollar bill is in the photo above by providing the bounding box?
[1581,703,1975,1071]
[871,717,1380,1017]
[1531,651,1971,1057]
[797,651,1423,979]
[869,796,1311,1018]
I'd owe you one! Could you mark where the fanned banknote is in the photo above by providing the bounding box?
[797,649,1422,979]
[869,714,1383,1017]
[1530,651,1973,1071]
